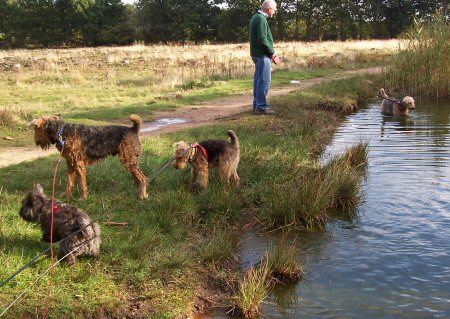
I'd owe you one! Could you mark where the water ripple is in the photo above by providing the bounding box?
[248,101,450,318]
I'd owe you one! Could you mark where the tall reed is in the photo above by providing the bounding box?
[383,11,450,99]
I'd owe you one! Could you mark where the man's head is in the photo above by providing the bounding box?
[262,0,277,18]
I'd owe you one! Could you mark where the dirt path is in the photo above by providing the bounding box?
[0,67,381,168]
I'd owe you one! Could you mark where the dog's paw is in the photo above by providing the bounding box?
[139,193,149,200]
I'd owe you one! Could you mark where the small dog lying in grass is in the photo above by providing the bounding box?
[173,130,240,191]
[28,114,148,200]
[380,88,416,116]
[19,184,101,265]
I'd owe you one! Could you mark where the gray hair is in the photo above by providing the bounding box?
[262,0,277,10]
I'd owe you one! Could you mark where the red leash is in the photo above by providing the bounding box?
[42,158,62,319]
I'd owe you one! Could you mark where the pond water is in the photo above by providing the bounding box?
[141,117,188,133]
[200,99,450,318]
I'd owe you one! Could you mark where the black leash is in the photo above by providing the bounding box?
[0,235,97,317]
[149,157,175,183]
[0,220,97,288]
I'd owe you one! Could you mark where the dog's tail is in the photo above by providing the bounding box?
[130,114,143,133]
[227,130,239,150]
[379,88,388,99]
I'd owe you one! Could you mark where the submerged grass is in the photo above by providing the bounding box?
[0,71,377,317]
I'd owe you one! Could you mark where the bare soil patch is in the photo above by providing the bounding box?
[0,67,380,168]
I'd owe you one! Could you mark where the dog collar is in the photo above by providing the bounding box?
[188,146,197,162]
[189,143,209,162]
[57,125,66,148]
[52,205,61,214]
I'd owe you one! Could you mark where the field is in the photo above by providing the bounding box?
[0,40,395,318]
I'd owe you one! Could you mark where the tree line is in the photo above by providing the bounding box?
[0,0,448,48]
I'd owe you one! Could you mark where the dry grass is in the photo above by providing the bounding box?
[0,40,400,126]
[0,40,400,88]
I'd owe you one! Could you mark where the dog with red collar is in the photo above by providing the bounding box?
[173,130,240,192]
[19,184,101,265]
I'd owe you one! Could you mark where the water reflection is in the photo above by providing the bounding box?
[239,99,450,318]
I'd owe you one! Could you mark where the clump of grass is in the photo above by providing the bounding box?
[383,11,449,99]
[0,109,14,126]
[199,223,236,263]
[258,142,368,230]
[231,240,303,318]
[267,238,303,285]
[325,142,368,211]
[233,258,272,318]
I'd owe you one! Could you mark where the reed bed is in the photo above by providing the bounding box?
[382,12,450,99]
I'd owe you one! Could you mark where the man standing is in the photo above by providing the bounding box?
[250,0,278,115]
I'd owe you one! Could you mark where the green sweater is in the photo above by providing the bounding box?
[249,12,274,58]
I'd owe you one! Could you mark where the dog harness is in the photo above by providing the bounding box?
[189,143,209,162]
[383,98,406,114]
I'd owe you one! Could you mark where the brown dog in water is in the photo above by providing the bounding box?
[380,88,416,116]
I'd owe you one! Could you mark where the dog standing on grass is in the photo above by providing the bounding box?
[380,88,416,116]
[173,130,240,192]
[28,114,148,200]
[19,184,101,265]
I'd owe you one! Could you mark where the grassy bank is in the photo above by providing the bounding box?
[0,40,400,149]
[0,72,376,318]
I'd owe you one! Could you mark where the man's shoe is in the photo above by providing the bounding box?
[254,108,275,115]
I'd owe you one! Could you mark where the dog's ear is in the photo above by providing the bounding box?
[28,119,39,127]
[35,183,45,195]
[173,141,185,148]
[28,117,47,129]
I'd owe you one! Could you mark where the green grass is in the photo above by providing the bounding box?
[267,237,304,285]
[0,72,378,317]
[235,258,272,318]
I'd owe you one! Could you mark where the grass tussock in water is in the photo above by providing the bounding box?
[233,258,272,318]
[233,239,303,317]
[383,11,450,99]
[258,142,368,231]
[267,238,303,285]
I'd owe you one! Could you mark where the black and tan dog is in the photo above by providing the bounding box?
[28,114,148,200]
[173,130,240,191]
[19,184,101,265]
[380,88,416,116]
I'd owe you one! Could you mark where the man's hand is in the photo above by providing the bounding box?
[272,54,281,64]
